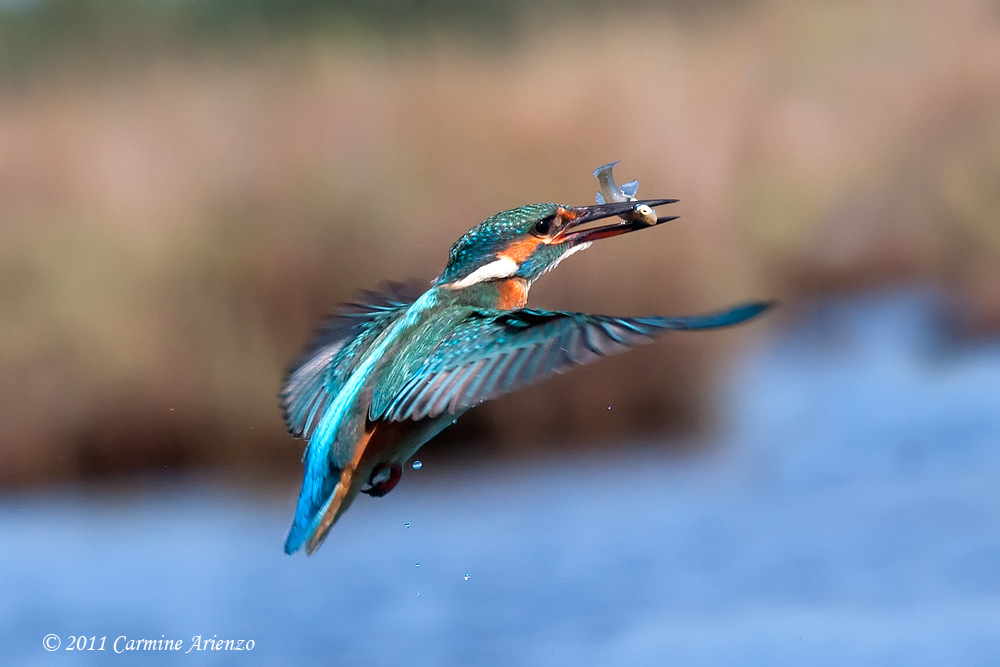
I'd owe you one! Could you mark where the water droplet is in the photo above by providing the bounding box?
[404,522,411,529]
[607,406,612,410]
[412,460,423,470]
[463,573,471,581]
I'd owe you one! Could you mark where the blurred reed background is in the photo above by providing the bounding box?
[4,2,1000,665]
[3,0,997,489]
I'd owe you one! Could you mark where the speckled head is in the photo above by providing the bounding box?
[436,199,678,289]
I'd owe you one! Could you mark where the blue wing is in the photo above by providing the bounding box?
[280,281,424,440]
[376,301,773,422]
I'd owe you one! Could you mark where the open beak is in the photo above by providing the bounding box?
[553,199,679,245]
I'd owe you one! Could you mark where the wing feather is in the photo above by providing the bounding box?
[378,301,773,422]
[280,281,425,438]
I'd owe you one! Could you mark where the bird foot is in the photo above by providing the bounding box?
[362,463,401,497]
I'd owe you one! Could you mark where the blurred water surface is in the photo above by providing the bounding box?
[4,288,1000,665]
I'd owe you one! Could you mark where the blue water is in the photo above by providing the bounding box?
[4,288,1000,665]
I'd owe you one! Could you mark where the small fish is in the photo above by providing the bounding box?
[593,161,658,226]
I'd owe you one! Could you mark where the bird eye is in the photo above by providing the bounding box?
[532,216,555,237]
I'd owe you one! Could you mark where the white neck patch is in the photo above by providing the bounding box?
[539,241,591,276]
[445,256,519,289]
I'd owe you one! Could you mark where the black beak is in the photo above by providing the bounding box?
[555,199,679,245]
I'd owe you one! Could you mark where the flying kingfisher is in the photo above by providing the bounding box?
[280,175,772,555]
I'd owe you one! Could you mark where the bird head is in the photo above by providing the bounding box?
[436,199,678,289]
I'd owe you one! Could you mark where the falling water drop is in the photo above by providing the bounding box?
[412,460,423,470]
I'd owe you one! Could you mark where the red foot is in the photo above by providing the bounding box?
[362,463,402,497]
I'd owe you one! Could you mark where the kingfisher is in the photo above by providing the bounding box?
[281,186,772,555]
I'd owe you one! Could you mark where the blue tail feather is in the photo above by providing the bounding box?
[284,463,341,554]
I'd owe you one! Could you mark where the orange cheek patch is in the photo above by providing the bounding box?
[497,278,529,309]
[500,237,544,263]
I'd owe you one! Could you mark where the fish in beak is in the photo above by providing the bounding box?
[553,199,679,245]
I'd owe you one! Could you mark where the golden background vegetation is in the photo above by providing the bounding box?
[2,0,998,486]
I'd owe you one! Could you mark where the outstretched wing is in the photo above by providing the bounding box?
[280,281,425,439]
[375,301,773,422]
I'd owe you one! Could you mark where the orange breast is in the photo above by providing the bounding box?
[497,278,529,309]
